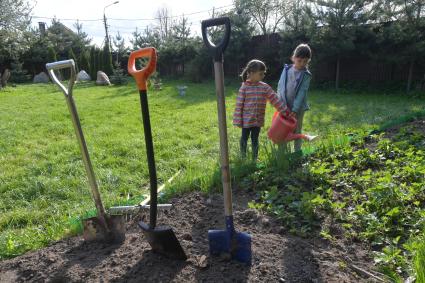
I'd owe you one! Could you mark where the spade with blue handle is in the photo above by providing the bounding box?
[201,17,252,265]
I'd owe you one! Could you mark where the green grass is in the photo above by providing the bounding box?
[415,244,425,283]
[1,80,425,258]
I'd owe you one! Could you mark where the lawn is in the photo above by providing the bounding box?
[1,79,424,258]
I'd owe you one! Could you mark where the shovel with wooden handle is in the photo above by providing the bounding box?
[201,17,252,265]
[46,59,125,243]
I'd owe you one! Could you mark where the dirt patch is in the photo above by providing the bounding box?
[0,189,379,282]
[366,118,425,151]
[383,118,425,139]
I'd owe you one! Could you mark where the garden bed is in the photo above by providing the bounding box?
[0,189,375,282]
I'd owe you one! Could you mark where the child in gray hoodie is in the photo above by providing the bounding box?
[277,44,316,151]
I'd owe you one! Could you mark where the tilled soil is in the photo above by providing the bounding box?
[0,189,379,282]
[366,118,425,151]
[384,118,425,139]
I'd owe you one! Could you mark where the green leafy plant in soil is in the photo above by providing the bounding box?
[249,123,425,280]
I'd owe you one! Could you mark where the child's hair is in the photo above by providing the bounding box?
[292,44,312,60]
[240,59,266,81]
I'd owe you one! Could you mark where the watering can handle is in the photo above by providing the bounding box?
[201,17,231,62]
[274,111,297,123]
[128,48,157,91]
[46,59,76,96]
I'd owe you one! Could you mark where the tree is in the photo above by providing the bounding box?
[89,46,97,80]
[47,45,62,80]
[110,64,128,85]
[130,26,161,49]
[21,35,50,75]
[68,48,79,72]
[278,0,316,64]
[0,0,32,70]
[79,50,90,74]
[102,44,113,76]
[308,0,372,90]
[234,0,289,35]
[185,38,212,82]
[73,20,91,55]
[9,59,30,83]
[281,0,315,36]
[9,18,92,78]
[172,14,191,41]
[170,14,193,75]
[397,0,425,92]
[156,6,174,41]
[97,48,104,73]
[113,31,129,67]
[48,46,57,63]
[373,0,425,92]
[47,19,78,55]
[46,19,90,61]
[215,9,255,76]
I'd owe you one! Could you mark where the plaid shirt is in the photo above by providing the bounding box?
[233,81,287,128]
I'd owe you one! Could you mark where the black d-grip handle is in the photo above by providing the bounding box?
[201,17,231,62]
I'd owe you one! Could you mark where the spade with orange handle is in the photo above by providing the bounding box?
[127,48,186,260]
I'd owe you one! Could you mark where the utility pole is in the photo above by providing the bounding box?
[103,14,111,51]
[103,1,119,52]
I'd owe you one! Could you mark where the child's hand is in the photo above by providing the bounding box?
[289,111,297,118]
[280,109,290,118]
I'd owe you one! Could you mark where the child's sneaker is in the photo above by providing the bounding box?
[305,134,318,142]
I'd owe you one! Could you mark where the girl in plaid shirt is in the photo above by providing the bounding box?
[233,59,288,160]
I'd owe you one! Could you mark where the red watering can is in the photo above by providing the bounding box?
[267,111,307,144]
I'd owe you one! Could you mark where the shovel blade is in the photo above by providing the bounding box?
[83,215,126,244]
[233,231,252,264]
[208,229,231,256]
[139,221,187,260]
[208,229,252,265]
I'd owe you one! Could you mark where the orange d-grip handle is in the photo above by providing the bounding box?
[127,47,157,91]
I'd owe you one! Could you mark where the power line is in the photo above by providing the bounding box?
[108,14,213,31]
[31,16,102,22]
[31,4,234,22]
[108,4,233,21]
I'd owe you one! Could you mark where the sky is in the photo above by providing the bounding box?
[30,0,234,47]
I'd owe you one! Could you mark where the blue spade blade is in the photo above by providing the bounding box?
[208,216,252,265]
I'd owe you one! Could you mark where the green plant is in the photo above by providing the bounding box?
[102,44,113,76]
[68,48,79,72]
[251,117,425,278]
[89,46,97,80]
[79,50,90,74]
[9,60,30,83]
[110,63,128,85]
[412,231,425,283]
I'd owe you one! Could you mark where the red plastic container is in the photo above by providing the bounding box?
[267,111,306,144]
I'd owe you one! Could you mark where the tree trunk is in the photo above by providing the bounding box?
[335,55,341,90]
[261,25,267,35]
[406,59,414,93]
